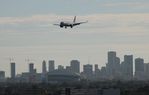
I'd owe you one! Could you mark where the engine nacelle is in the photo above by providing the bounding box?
[60,22,64,28]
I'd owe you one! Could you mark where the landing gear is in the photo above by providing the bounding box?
[70,25,73,28]
[65,26,67,29]
[60,25,63,28]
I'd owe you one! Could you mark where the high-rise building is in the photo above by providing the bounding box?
[144,63,149,79]
[95,64,99,72]
[107,51,120,78]
[108,51,116,65]
[100,66,107,78]
[29,63,34,73]
[70,60,80,73]
[42,60,47,74]
[135,58,144,79]
[94,64,100,79]
[0,71,5,79]
[10,62,15,78]
[122,55,133,80]
[115,57,121,72]
[135,58,144,72]
[83,64,93,79]
[48,60,55,72]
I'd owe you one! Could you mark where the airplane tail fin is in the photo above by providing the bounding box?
[73,16,76,23]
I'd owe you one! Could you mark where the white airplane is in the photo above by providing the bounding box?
[54,16,88,29]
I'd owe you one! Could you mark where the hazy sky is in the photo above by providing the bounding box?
[0,0,149,76]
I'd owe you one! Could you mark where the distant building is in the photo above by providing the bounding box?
[94,64,100,79]
[21,72,42,83]
[66,66,71,72]
[70,60,80,73]
[29,63,34,73]
[108,51,116,65]
[122,55,133,80]
[107,51,120,79]
[58,65,64,70]
[144,63,149,79]
[0,71,5,81]
[83,64,93,79]
[42,60,47,74]
[48,60,55,72]
[10,62,16,79]
[95,64,99,74]
[100,66,107,79]
[107,51,116,77]
[135,58,144,80]
[48,69,80,83]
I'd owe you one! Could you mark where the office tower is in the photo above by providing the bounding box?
[116,57,120,65]
[70,60,80,73]
[107,51,117,73]
[95,64,100,75]
[94,64,100,79]
[135,58,144,72]
[144,63,149,79]
[29,63,34,73]
[48,60,55,72]
[66,66,71,72]
[135,58,144,79]
[83,64,93,79]
[0,71,5,79]
[95,64,99,72]
[107,51,120,78]
[108,51,116,65]
[123,55,133,80]
[100,66,107,78]
[58,65,64,70]
[115,57,121,72]
[42,60,47,74]
[10,62,16,78]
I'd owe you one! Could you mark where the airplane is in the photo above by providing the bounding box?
[54,16,88,29]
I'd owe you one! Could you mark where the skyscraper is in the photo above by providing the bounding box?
[135,58,144,79]
[10,62,15,79]
[0,71,5,79]
[48,60,55,72]
[135,58,144,72]
[29,63,34,73]
[94,64,100,79]
[122,55,133,80]
[144,63,149,79]
[108,51,116,65]
[107,51,120,78]
[95,64,99,72]
[83,64,93,79]
[42,60,47,74]
[70,60,80,73]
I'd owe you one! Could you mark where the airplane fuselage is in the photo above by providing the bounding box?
[60,22,73,28]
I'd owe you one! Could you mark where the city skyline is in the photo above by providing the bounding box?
[1,51,149,78]
[0,0,149,77]
[0,51,149,82]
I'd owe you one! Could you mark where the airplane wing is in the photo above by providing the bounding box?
[53,24,60,26]
[73,21,88,26]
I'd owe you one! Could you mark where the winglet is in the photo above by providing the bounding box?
[73,16,76,23]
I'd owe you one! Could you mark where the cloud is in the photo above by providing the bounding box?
[0,13,149,36]
[100,1,149,9]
